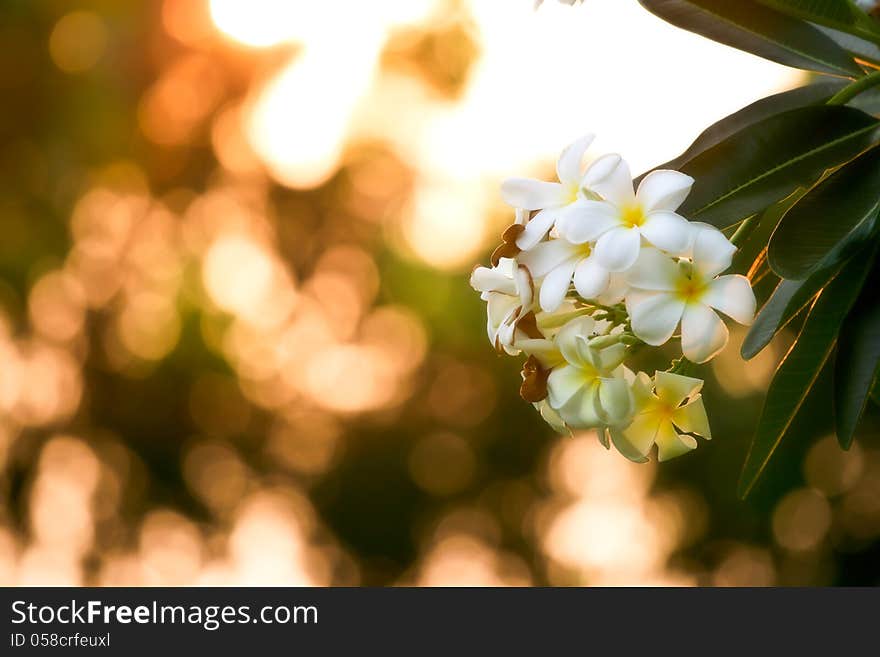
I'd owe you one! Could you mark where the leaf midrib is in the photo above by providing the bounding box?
[738,296,837,497]
[771,198,880,276]
[691,121,879,217]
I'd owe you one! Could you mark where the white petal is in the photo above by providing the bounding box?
[597,377,634,427]
[681,303,729,363]
[518,239,577,278]
[514,264,534,308]
[556,134,595,187]
[535,399,569,434]
[487,292,518,328]
[654,371,702,407]
[501,178,566,210]
[581,153,621,187]
[556,200,619,244]
[547,364,586,409]
[470,265,516,295]
[597,273,628,305]
[555,315,597,367]
[583,154,634,207]
[639,211,692,255]
[594,227,642,272]
[487,295,519,349]
[636,169,694,213]
[691,225,735,278]
[593,342,627,372]
[496,257,517,278]
[624,247,680,292]
[516,208,558,250]
[539,258,578,312]
[496,316,518,353]
[558,382,604,429]
[627,291,685,346]
[703,275,756,326]
[573,256,610,300]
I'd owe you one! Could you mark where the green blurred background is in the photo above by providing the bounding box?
[0,0,878,586]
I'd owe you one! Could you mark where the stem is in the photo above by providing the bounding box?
[668,357,696,377]
[827,69,880,106]
[730,215,759,247]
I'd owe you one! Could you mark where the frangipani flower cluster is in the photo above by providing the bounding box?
[471,135,757,462]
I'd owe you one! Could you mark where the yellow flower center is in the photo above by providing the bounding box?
[653,399,676,421]
[620,204,645,228]
[577,242,592,258]
[675,275,706,303]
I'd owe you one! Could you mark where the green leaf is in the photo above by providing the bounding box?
[738,251,875,497]
[847,85,880,115]
[755,1,880,41]
[817,25,880,68]
[678,105,880,228]
[730,188,808,276]
[834,257,880,448]
[871,374,880,406]
[768,145,880,278]
[638,82,846,183]
[742,279,809,359]
[638,0,863,77]
[741,216,879,359]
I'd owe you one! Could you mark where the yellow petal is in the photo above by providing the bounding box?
[672,394,711,439]
[609,427,650,463]
[630,371,657,410]
[655,420,697,462]
[620,410,660,457]
[654,370,703,407]
[517,338,565,370]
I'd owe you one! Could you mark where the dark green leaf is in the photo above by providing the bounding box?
[730,188,808,276]
[738,251,875,497]
[755,1,880,40]
[769,145,880,278]
[871,375,880,406]
[638,0,863,76]
[637,82,846,184]
[834,257,880,447]
[742,279,808,359]
[742,218,879,359]
[678,105,880,228]
[847,86,880,115]
[817,25,880,69]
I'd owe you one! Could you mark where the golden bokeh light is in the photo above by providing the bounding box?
[48,11,107,74]
[772,488,833,553]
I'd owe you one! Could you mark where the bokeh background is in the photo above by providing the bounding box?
[0,0,878,586]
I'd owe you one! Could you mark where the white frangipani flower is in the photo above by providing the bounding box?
[474,131,759,463]
[610,371,711,462]
[544,316,634,430]
[625,227,756,363]
[518,235,622,312]
[500,134,600,251]
[470,257,534,355]
[556,159,694,272]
